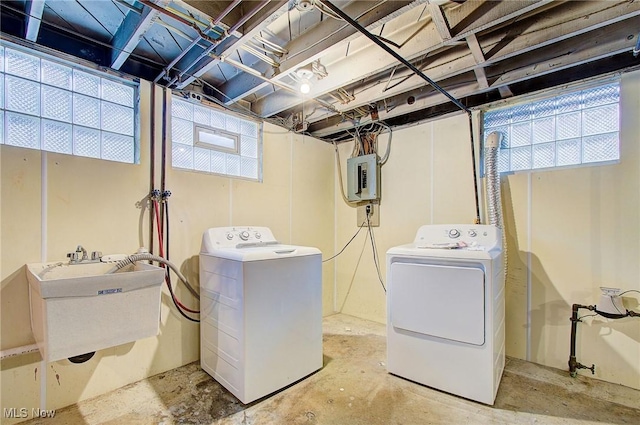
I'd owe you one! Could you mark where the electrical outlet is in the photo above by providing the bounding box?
[357,203,379,227]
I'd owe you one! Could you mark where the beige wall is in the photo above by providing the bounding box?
[334,112,479,321]
[334,70,640,390]
[0,82,335,423]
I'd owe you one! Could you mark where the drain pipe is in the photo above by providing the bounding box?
[319,0,481,224]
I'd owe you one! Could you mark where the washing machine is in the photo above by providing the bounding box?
[199,226,322,404]
[386,224,505,405]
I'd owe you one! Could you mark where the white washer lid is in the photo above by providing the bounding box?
[200,244,320,261]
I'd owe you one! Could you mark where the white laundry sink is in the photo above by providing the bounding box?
[26,260,165,363]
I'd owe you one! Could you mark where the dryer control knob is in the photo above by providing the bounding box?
[468,230,477,237]
[239,231,250,241]
[255,232,261,239]
[448,229,460,238]
[226,233,234,240]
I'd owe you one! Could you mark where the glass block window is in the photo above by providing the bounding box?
[483,83,620,173]
[0,43,138,163]
[171,95,262,180]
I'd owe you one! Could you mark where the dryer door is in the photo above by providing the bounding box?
[389,262,485,345]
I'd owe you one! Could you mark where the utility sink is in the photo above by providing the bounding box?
[27,261,165,363]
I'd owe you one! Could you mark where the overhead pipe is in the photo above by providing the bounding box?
[139,0,217,43]
[319,1,481,224]
[154,0,242,83]
[166,0,270,88]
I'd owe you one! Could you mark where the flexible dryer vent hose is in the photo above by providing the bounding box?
[107,253,200,300]
[485,131,507,278]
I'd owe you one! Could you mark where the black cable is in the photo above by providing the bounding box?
[619,290,640,296]
[322,221,366,262]
[366,214,386,293]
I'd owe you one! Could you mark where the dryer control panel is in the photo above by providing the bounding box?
[201,226,278,252]
[412,224,500,251]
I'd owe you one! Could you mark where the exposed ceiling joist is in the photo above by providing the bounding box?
[428,2,452,41]
[302,2,640,127]
[25,0,45,42]
[2,0,639,140]
[215,0,417,106]
[176,0,289,89]
[111,1,166,70]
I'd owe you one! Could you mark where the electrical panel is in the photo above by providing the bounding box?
[347,154,380,202]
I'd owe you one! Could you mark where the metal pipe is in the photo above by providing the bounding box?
[568,304,596,377]
[468,113,481,224]
[139,0,217,43]
[150,0,244,83]
[160,88,168,236]
[154,25,214,83]
[149,84,156,255]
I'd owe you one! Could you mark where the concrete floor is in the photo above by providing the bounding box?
[25,314,640,425]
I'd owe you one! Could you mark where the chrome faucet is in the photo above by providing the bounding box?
[76,245,88,261]
[67,245,101,264]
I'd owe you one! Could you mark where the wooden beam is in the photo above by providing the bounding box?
[428,3,452,41]
[110,2,165,70]
[25,1,45,42]
[253,0,557,117]
[466,33,484,63]
[298,4,640,123]
[208,1,417,104]
[466,33,487,88]
[498,85,514,98]
[175,0,289,89]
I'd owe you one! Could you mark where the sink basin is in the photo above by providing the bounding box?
[27,260,165,363]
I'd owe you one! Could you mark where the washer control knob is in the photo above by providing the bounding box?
[226,233,234,240]
[448,229,460,239]
[255,232,261,239]
[239,231,250,241]
[468,230,477,237]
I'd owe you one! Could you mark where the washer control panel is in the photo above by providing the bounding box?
[201,226,277,252]
[413,224,500,250]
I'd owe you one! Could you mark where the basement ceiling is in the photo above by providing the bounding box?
[2,0,639,142]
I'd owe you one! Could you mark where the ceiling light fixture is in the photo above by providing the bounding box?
[294,67,315,94]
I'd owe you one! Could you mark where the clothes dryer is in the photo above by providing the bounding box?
[386,224,505,405]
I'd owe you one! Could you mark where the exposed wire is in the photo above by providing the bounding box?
[378,124,393,165]
[323,221,366,262]
[619,290,640,296]
[333,141,358,207]
[578,314,598,321]
[366,213,386,293]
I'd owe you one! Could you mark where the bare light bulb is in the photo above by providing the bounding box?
[300,79,311,94]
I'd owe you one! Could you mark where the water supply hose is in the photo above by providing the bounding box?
[107,254,200,300]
